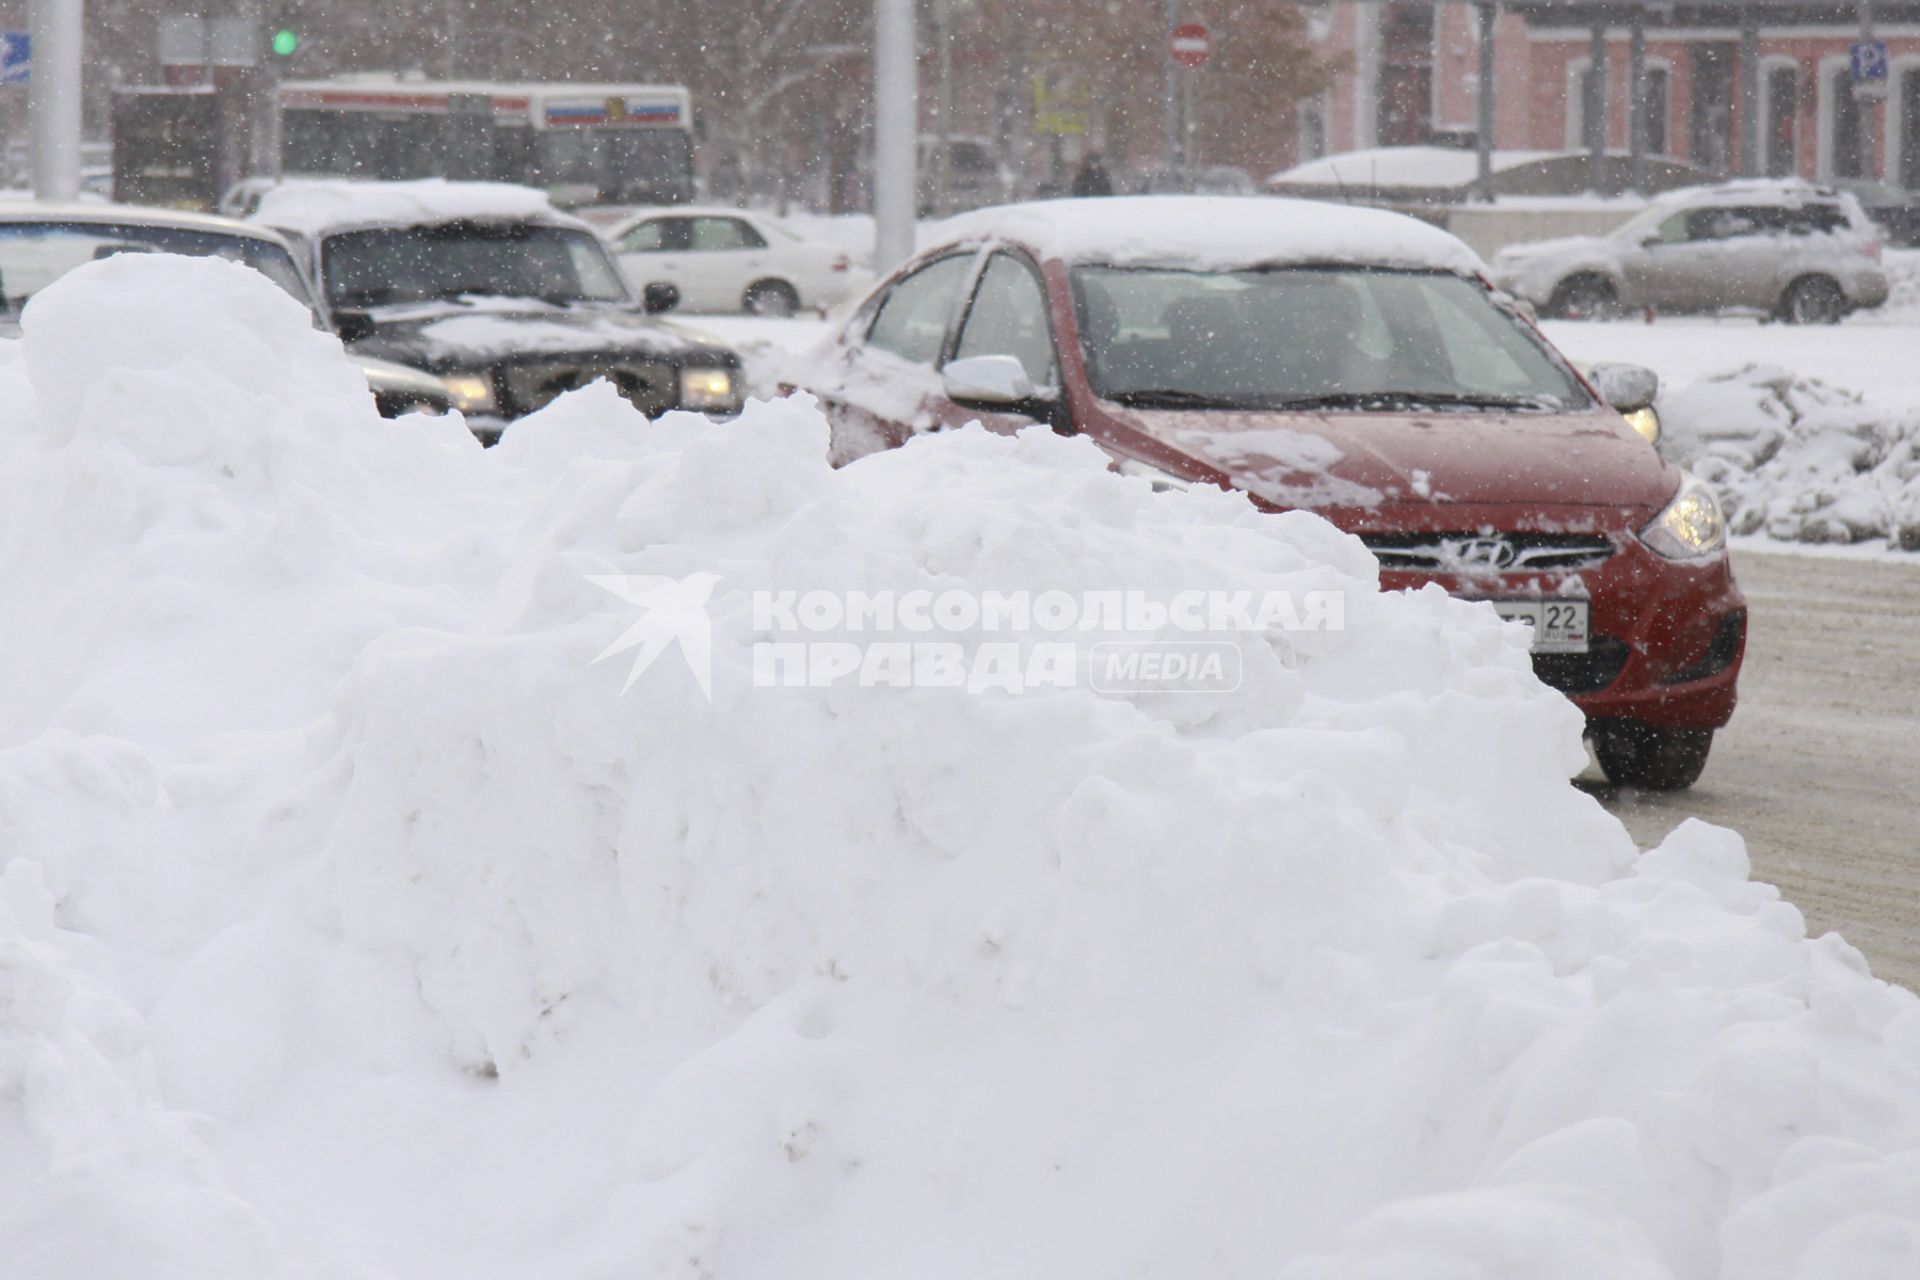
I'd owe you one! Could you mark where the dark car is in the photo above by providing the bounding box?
[792,196,1746,790]
[251,180,744,442]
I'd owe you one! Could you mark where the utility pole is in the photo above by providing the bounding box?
[28,0,82,203]
[1858,0,1878,180]
[1162,0,1179,173]
[934,0,953,216]
[872,0,917,270]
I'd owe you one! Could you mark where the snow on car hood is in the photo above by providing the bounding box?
[3,253,1919,1280]
[1136,405,1676,512]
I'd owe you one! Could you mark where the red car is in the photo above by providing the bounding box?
[794,197,1745,790]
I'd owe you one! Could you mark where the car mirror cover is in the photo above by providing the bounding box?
[942,354,1036,405]
[1589,362,1659,413]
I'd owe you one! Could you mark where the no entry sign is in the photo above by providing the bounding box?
[1170,22,1211,68]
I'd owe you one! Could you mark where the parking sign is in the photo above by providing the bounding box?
[0,32,29,85]
[1852,39,1889,83]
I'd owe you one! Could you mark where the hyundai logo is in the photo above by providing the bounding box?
[1448,537,1518,570]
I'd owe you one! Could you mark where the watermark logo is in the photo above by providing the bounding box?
[587,573,719,698]
[591,579,1342,698]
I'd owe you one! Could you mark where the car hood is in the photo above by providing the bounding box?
[1492,234,1620,268]
[1114,405,1676,514]
[346,299,737,371]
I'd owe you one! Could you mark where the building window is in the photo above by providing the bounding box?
[1832,66,1863,178]
[1767,66,1798,177]
[1299,97,1328,162]
[1579,67,1606,151]
[1641,67,1671,156]
[1692,44,1735,173]
[1376,2,1434,147]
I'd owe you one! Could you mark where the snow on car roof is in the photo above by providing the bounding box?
[931,196,1488,276]
[0,201,290,242]
[1652,178,1853,208]
[250,178,580,238]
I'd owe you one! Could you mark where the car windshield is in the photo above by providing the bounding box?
[0,221,317,320]
[319,220,630,309]
[1071,264,1592,412]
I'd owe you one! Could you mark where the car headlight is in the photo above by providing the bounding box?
[1639,471,1726,561]
[679,367,736,411]
[1116,455,1192,493]
[1622,406,1661,445]
[441,372,498,414]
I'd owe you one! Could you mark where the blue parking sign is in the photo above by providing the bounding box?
[1852,39,1889,83]
[0,32,29,85]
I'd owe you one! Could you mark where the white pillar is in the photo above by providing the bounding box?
[872,0,918,271]
[29,0,83,204]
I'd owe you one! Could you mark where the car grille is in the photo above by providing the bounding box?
[1362,532,1616,574]
[501,357,676,417]
[1532,636,1631,695]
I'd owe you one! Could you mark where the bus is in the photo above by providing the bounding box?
[276,76,695,207]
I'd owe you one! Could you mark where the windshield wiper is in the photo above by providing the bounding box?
[1274,390,1559,413]
[1105,388,1279,410]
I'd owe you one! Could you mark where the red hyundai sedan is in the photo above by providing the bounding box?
[794,197,1745,790]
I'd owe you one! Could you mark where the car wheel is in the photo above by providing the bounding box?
[1780,275,1846,325]
[744,280,801,317]
[1548,275,1621,321]
[1591,721,1714,791]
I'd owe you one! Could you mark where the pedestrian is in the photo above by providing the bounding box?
[1071,152,1113,198]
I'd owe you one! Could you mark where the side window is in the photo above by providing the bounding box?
[866,254,975,364]
[1651,213,1691,244]
[953,252,1056,385]
[620,218,689,253]
[691,217,766,252]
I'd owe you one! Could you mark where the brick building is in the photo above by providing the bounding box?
[1301,1,1920,187]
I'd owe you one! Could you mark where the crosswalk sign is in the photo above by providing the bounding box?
[0,33,29,85]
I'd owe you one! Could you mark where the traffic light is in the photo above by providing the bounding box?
[271,29,298,57]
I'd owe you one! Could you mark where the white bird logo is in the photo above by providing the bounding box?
[586,572,721,699]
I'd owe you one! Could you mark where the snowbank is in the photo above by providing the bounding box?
[2,254,1919,1280]
[1660,367,1920,550]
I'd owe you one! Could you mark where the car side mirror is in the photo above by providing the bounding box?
[942,354,1041,405]
[1589,362,1659,412]
[642,282,681,314]
[333,308,376,344]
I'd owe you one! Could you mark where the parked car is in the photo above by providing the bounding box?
[251,180,744,441]
[791,196,1746,789]
[1492,180,1888,323]
[0,203,451,417]
[604,205,871,315]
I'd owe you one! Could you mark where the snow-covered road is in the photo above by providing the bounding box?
[1594,545,1920,993]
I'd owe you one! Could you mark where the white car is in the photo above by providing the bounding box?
[1492,180,1889,324]
[606,206,871,315]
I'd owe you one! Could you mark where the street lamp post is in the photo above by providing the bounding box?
[28,0,83,203]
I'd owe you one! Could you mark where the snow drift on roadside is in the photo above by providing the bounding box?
[1,255,1918,1280]
[1660,366,1920,550]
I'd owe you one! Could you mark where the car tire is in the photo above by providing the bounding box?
[1591,721,1714,791]
[1780,275,1846,325]
[1547,275,1621,321]
[744,279,801,317]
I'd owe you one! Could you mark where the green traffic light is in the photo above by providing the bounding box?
[271,29,298,56]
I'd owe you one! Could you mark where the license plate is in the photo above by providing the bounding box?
[1489,600,1589,654]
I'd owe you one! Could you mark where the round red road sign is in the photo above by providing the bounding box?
[1170,22,1211,68]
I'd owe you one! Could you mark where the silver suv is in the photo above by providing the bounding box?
[1492,181,1889,324]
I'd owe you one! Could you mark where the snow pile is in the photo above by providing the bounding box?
[3,255,1920,1280]
[1660,365,1920,549]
